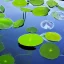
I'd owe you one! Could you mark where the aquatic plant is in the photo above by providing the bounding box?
[45,32,61,42]
[18,34,43,46]
[0,5,5,13]
[13,19,24,28]
[0,18,13,29]
[32,7,50,16]
[0,13,5,18]
[26,27,38,33]
[29,0,44,6]
[40,42,60,60]
[0,54,15,64]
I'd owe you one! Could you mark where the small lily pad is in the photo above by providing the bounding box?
[26,27,37,33]
[0,54,15,64]
[18,34,43,46]
[29,0,44,6]
[32,7,50,16]
[40,43,60,60]
[0,5,5,13]
[45,32,61,42]
[12,0,27,7]
[47,0,58,8]
[0,42,4,52]
[20,7,32,12]
[0,18,13,29]
[0,13,5,18]
[13,19,24,28]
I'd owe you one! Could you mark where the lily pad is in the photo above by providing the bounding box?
[12,0,27,7]
[0,18,13,29]
[0,5,5,13]
[45,32,61,42]
[0,42,4,52]
[26,27,37,33]
[32,7,50,16]
[29,0,44,6]
[0,54,15,64]
[0,13,5,18]
[13,19,24,28]
[20,7,32,12]
[47,0,58,8]
[18,34,43,46]
[40,43,60,60]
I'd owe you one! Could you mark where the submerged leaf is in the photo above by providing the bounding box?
[13,19,24,28]
[0,18,13,29]
[0,13,5,18]
[26,27,37,33]
[32,7,50,16]
[20,7,32,12]
[0,54,15,64]
[12,0,27,7]
[29,0,44,6]
[47,0,58,8]
[18,34,43,46]
[40,43,60,59]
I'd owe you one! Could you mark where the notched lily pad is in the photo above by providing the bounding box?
[30,0,44,6]
[47,0,58,8]
[45,32,61,42]
[0,13,5,18]
[0,54,15,64]
[32,7,50,16]
[12,0,27,7]
[20,7,32,12]
[26,27,37,33]
[18,34,43,47]
[0,5,5,13]
[40,43,60,60]
[0,18,13,29]
[13,19,24,28]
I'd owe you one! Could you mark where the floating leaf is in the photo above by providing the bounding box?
[26,27,37,33]
[32,7,50,16]
[0,13,5,18]
[0,54,15,64]
[18,34,43,46]
[13,19,24,28]
[12,0,27,7]
[47,0,58,8]
[0,5,5,13]
[0,42,4,52]
[40,43,60,60]
[20,7,32,12]
[29,0,44,6]
[0,18,13,29]
[45,32,61,42]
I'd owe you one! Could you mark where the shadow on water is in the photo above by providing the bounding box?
[18,43,36,50]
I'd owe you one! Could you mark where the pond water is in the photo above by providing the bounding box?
[0,0,64,64]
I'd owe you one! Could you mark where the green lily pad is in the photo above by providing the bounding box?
[0,42,4,52]
[0,5,5,13]
[12,0,27,7]
[26,27,37,33]
[29,0,44,6]
[20,7,32,12]
[18,34,43,46]
[0,13,5,18]
[13,19,24,28]
[47,0,58,8]
[45,32,61,42]
[0,54,15,64]
[52,12,60,20]
[32,7,50,16]
[40,42,60,60]
[0,18,13,29]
